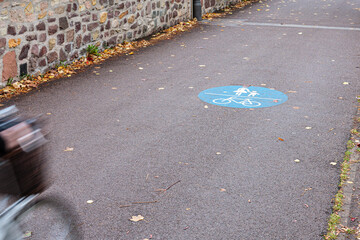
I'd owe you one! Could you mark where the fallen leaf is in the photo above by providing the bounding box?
[305,127,312,130]
[298,32,303,35]
[46,113,52,115]
[220,188,226,192]
[139,67,144,70]
[64,147,74,151]
[199,65,206,67]
[204,105,208,109]
[130,215,144,222]
[112,87,117,90]
[248,199,251,203]
[294,159,300,163]
[216,152,221,155]
[278,137,284,141]
[23,231,32,238]
[347,181,353,184]
[304,204,309,208]
[293,106,300,109]
[330,162,337,165]
[158,87,165,90]
[87,200,94,204]
[288,90,297,93]
[109,70,113,72]
[343,82,349,85]
[186,208,191,210]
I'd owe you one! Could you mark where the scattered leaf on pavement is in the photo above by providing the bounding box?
[220,188,226,192]
[130,215,144,222]
[87,200,94,204]
[330,162,337,165]
[294,159,300,163]
[64,147,74,151]
[23,231,32,238]
[278,137,284,141]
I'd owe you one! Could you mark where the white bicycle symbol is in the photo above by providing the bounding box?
[213,97,261,107]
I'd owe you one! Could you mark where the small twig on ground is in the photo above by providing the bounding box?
[166,180,181,191]
[119,205,132,208]
[132,200,158,204]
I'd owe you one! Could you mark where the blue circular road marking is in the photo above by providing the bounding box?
[198,86,288,108]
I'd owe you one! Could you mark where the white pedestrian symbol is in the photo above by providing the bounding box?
[248,91,259,97]
[234,87,250,96]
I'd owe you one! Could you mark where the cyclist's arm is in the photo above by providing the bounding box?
[0,122,32,155]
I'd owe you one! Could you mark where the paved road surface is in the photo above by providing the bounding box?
[6,0,360,239]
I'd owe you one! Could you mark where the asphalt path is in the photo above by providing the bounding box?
[6,0,360,239]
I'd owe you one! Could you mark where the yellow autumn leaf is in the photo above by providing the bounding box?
[130,215,144,222]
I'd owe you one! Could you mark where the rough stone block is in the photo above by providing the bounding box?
[65,44,72,53]
[26,34,37,41]
[88,22,99,31]
[128,15,135,23]
[59,17,69,30]
[66,4,72,12]
[36,22,46,31]
[59,48,67,61]
[83,34,91,44]
[2,51,17,82]
[75,22,81,32]
[75,35,82,48]
[39,46,47,57]
[55,6,65,14]
[119,11,128,19]
[20,63,28,77]
[49,38,56,50]
[19,26,27,34]
[47,51,58,63]
[70,51,78,60]
[38,58,47,67]
[7,25,16,35]
[66,29,75,42]
[0,38,6,48]
[105,20,111,30]
[19,44,30,60]
[31,44,39,57]
[57,34,65,45]
[48,25,58,35]
[100,12,108,23]
[39,33,47,42]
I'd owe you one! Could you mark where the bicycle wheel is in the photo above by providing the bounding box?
[213,98,231,104]
[15,196,82,240]
[242,100,261,107]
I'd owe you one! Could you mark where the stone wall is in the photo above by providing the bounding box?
[0,0,241,86]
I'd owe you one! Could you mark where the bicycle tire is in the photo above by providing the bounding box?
[14,195,82,240]
[213,98,231,104]
[242,101,261,107]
